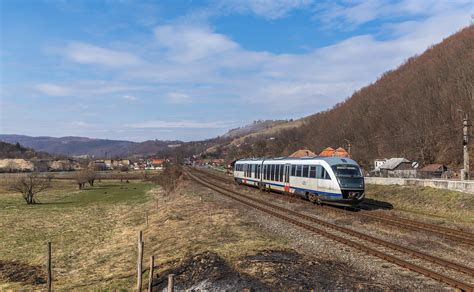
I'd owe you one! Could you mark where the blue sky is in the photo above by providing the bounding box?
[0,0,472,142]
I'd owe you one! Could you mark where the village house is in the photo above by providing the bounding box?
[377,158,417,178]
[151,159,165,169]
[418,164,450,179]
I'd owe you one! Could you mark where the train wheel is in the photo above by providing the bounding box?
[307,193,321,204]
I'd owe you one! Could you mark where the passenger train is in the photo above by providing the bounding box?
[233,156,365,206]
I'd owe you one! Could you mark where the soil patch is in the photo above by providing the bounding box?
[0,260,46,285]
[152,251,269,290]
[152,250,386,290]
[236,250,385,290]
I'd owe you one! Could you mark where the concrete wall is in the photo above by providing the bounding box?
[365,177,474,194]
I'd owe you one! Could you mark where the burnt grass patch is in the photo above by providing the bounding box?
[152,250,386,290]
[0,260,46,285]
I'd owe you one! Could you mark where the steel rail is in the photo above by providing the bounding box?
[193,168,474,245]
[190,169,474,276]
[186,169,474,291]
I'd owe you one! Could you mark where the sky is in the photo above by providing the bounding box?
[0,0,472,142]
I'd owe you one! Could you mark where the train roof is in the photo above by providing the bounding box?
[235,156,359,166]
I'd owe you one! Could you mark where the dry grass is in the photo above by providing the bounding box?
[0,176,288,290]
[142,178,289,276]
[0,179,153,290]
[365,184,474,224]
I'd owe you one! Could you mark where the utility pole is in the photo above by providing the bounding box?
[462,113,470,180]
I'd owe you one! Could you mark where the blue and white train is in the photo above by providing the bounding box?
[233,156,365,206]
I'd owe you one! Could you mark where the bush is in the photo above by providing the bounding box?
[152,163,182,195]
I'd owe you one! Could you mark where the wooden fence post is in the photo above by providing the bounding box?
[145,211,148,228]
[167,274,174,292]
[148,255,154,292]
[137,231,144,292]
[47,241,52,292]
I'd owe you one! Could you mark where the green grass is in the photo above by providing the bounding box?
[0,180,154,290]
[1,180,151,208]
[53,182,151,206]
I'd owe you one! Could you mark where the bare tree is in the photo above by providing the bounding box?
[74,169,88,190]
[152,163,182,195]
[9,172,51,204]
[86,169,96,186]
[45,173,55,182]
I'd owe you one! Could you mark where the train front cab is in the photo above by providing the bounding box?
[327,163,365,206]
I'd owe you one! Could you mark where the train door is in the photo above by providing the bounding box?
[284,164,290,193]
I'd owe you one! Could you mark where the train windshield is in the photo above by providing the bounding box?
[331,165,362,177]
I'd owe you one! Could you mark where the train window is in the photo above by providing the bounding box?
[320,167,331,180]
[279,165,284,182]
[275,165,280,181]
[316,165,322,178]
[302,165,309,177]
[309,166,317,178]
[266,165,270,180]
[269,165,274,181]
[324,168,331,180]
[296,165,302,177]
[291,165,296,176]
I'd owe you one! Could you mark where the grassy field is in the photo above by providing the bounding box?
[0,179,154,290]
[365,184,474,224]
[0,175,289,290]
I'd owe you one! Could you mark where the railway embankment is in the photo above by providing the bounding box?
[365,177,474,194]
[365,183,474,224]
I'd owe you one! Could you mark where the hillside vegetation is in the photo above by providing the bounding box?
[0,141,52,159]
[222,25,474,169]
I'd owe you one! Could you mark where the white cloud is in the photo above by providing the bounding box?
[122,95,137,101]
[166,92,191,104]
[315,0,472,28]
[154,25,238,62]
[126,120,231,129]
[35,83,71,96]
[63,42,141,67]
[33,81,150,98]
[217,0,313,19]
[69,121,96,128]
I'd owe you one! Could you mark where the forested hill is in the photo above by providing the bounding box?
[0,141,53,159]
[224,25,473,168]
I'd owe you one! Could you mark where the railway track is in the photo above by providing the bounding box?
[193,167,474,245]
[185,169,474,291]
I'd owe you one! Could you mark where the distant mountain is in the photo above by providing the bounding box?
[0,135,182,158]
